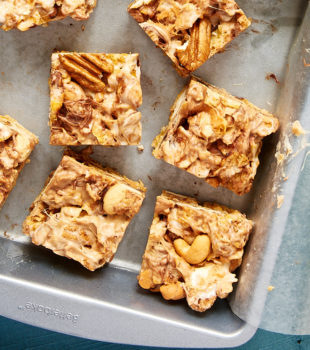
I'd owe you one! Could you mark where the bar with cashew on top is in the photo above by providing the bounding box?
[152,78,279,195]
[0,115,38,210]
[49,52,143,146]
[128,0,251,76]
[23,148,146,271]
[138,191,253,312]
[0,0,97,31]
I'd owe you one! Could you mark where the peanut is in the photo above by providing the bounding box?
[103,183,129,215]
[160,282,185,300]
[139,269,153,289]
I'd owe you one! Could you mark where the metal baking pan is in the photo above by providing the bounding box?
[0,0,308,347]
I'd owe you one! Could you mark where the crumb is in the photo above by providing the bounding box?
[292,120,306,136]
[266,101,272,106]
[283,176,288,181]
[137,145,144,153]
[267,285,275,292]
[81,24,85,31]
[283,135,292,156]
[251,29,260,34]
[277,195,284,208]
[270,23,277,33]
[303,58,310,67]
[1,72,4,76]
[266,73,280,84]
[232,83,243,86]
[3,231,8,237]
[11,223,18,229]
[147,175,152,181]
[152,100,160,110]
[70,23,73,26]
[275,151,285,165]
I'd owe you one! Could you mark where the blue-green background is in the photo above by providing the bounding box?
[0,316,309,350]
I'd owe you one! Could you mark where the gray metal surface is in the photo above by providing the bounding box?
[0,0,307,346]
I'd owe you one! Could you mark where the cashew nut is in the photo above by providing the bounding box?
[173,235,211,264]
[103,183,129,215]
[160,282,185,300]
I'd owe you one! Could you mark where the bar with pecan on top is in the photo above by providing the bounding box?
[152,78,279,195]
[128,0,251,76]
[23,148,146,271]
[0,115,38,210]
[138,191,253,312]
[49,52,143,146]
[0,0,96,31]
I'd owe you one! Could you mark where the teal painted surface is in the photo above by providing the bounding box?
[0,316,309,350]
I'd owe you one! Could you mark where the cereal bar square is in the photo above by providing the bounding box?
[23,149,146,271]
[152,78,279,195]
[0,115,38,209]
[49,52,142,146]
[138,191,253,311]
[128,0,251,76]
[0,0,97,31]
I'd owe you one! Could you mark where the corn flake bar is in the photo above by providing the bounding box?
[138,191,253,312]
[49,52,142,146]
[0,0,96,31]
[23,149,146,271]
[152,78,279,195]
[0,115,38,210]
[128,0,251,76]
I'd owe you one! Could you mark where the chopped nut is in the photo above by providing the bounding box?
[268,285,275,291]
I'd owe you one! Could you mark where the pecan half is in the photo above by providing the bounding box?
[81,54,114,74]
[176,17,212,72]
[59,55,106,92]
